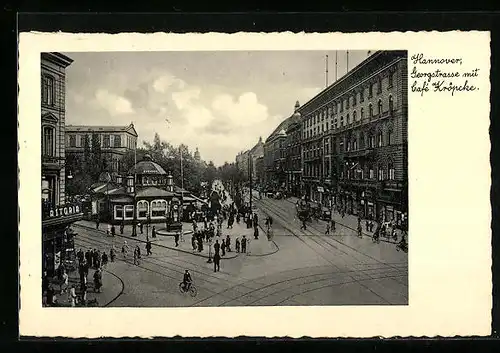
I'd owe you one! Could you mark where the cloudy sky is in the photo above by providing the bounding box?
[63,50,370,166]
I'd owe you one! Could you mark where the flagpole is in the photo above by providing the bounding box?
[347,50,349,73]
[335,51,338,82]
[325,55,329,88]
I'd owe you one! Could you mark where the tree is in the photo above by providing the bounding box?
[203,161,217,188]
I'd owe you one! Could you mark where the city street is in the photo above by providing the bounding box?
[71,182,407,307]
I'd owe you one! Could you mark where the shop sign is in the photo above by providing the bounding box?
[44,203,82,220]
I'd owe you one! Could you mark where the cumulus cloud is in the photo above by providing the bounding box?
[211,92,269,128]
[172,88,201,110]
[153,74,186,93]
[94,89,134,115]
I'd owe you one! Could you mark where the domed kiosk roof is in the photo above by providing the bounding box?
[128,154,167,175]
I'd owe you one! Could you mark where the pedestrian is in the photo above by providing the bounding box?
[93,268,102,293]
[120,222,124,234]
[203,215,208,229]
[197,235,203,252]
[85,249,91,266]
[331,219,336,233]
[174,232,180,247]
[392,228,398,241]
[60,269,68,294]
[69,285,77,307]
[253,213,259,228]
[226,235,231,252]
[325,222,331,235]
[241,235,247,253]
[133,247,139,265]
[235,237,240,253]
[357,224,363,238]
[146,238,152,255]
[152,226,156,238]
[191,233,197,251]
[236,212,241,224]
[214,240,220,256]
[213,252,221,272]
[254,226,259,239]
[365,220,369,231]
[77,249,84,264]
[101,251,108,268]
[192,219,198,232]
[83,259,89,279]
[110,248,115,262]
[221,239,226,256]
[107,224,111,235]
[301,218,307,230]
[136,245,141,259]
[140,222,144,234]
[95,218,100,230]
[95,251,101,269]
[111,224,116,237]
[80,281,88,305]
[122,241,129,259]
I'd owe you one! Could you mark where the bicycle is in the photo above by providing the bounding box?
[178,282,198,297]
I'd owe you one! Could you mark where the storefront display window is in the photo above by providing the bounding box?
[124,205,134,219]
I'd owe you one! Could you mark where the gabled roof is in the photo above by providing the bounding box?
[265,116,293,143]
[66,123,138,137]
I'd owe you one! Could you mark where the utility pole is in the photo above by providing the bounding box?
[248,154,253,211]
[132,135,137,236]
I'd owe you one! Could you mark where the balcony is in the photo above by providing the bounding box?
[343,148,374,159]
[339,179,380,189]
[382,180,405,191]
[42,155,65,171]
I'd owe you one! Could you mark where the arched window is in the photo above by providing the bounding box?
[388,161,395,180]
[353,93,357,106]
[361,107,364,120]
[352,136,358,151]
[387,129,394,146]
[378,165,384,181]
[377,130,383,147]
[369,164,374,179]
[369,104,373,117]
[360,133,365,149]
[378,78,382,94]
[369,133,375,148]
[151,200,167,218]
[347,113,351,125]
[42,126,55,156]
[353,110,357,121]
[389,95,394,112]
[137,200,149,219]
[369,83,373,97]
[360,88,364,102]
[378,99,383,116]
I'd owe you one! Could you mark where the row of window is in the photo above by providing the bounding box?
[67,134,134,148]
[303,96,394,139]
[303,162,396,181]
[302,71,396,128]
[301,126,395,160]
[115,200,171,220]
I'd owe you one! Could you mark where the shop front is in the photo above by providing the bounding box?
[42,202,83,276]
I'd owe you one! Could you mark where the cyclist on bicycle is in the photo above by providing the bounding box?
[182,270,193,291]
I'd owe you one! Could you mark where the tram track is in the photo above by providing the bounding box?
[73,231,243,289]
[254,198,408,288]
[213,265,406,306]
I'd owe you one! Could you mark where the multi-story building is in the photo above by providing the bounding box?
[235,150,250,180]
[284,101,303,196]
[263,117,292,190]
[298,50,408,224]
[249,137,264,183]
[41,52,83,278]
[65,124,138,173]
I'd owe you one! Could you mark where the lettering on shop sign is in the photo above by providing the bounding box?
[410,53,480,97]
[48,205,81,218]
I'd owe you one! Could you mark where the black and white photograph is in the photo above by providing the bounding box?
[40,49,409,308]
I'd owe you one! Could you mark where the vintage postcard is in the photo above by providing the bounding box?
[18,31,491,338]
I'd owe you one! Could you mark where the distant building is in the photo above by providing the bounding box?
[263,117,292,190]
[194,147,201,162]
[249,137,264,183]
[41,52,83,278]
[235,150,250,180]
[65,123,138,173]
[284,101,303,196]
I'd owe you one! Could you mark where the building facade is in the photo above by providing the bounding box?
[235,150,250,181]
[298,50,408,224]
[41,52,83,277]
[263,118,291,191]
[249,137,264,183]
[284,101,303,197]
[65,124,138,173]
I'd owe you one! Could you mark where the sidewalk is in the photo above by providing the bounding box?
[76,217,278,258]
[284,197,404,244]
[44,263,123,307]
